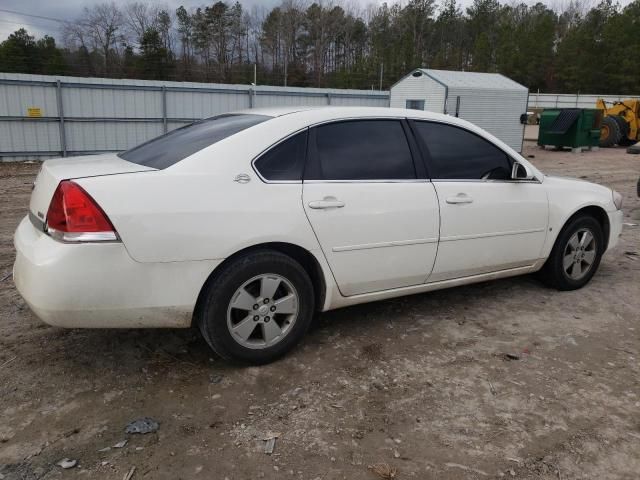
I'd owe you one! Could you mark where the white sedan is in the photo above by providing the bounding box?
[14,107,623,364]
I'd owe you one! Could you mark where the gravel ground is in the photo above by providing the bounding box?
[1,142,639,480]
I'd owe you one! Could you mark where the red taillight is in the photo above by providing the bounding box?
[46,181,118,242]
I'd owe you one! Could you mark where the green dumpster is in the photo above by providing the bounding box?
[537,108,602,150]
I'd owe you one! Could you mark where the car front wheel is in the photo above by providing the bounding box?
[539,214,604,290]
[196,250,315,364]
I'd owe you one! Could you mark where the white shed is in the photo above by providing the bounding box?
[390,69,529,152]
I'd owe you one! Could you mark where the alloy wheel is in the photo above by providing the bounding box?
[226,274,299,349]
[563,228,597,281]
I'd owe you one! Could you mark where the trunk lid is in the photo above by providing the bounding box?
[29,153,155,224]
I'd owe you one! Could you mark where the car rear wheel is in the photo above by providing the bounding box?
[196,250,314,364]
[538,215,604,290]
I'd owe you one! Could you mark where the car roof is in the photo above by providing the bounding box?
[230,106,504,150]
[177,106,542,180]
[239,106,321,117]
[233,105,462,123]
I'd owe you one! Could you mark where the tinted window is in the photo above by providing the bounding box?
[254,130,307,181]
[307,120,415,180]
[412,121,511,180]
[119,114,270,169]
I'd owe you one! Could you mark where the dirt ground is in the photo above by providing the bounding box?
[1,143,639,480]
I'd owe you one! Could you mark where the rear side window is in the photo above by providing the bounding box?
[306,120,415,180]
[254,130,308,181]
[119,114,270,169]
[412,121,512,180]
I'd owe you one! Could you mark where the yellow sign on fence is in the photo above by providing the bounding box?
[27,107,42,118]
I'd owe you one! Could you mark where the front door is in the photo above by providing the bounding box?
[302,119,440,296]
[410,120,548,282]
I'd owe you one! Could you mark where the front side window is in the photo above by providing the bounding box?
[119,114,270,169]
[306,120,416,180]
[254,130,308,181]
[411,121,512,180]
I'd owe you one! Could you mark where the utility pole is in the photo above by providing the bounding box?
[253,64,257,86]
[379,62,384,91]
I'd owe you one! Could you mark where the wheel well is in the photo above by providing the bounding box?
[566,206,610,250]
[193,243,326,325]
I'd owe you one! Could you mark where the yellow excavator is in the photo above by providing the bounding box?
[597,98,640,147]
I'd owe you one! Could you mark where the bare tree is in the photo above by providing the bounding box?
[124,2,161,45]
[63,2,125,74]
[176,6,194,77]
[61,20,96,75]
[88,3,125,72]
[281,0,305,71]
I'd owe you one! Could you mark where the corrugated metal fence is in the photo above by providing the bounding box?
[0,73,390,161]
[2,73,639,161]
[528,92,640,109]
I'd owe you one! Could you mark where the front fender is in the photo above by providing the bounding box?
[541,176,616,258]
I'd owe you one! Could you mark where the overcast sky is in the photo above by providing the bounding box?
[0,0,632,42]
[1,0,263,40]
[1,0,337,40]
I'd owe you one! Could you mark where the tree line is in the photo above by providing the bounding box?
[0,0,638,94]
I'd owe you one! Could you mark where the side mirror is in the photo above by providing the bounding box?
[511,161,534,181]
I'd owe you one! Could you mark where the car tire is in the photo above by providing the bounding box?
[196,250,315,364]
[538,214,604,291]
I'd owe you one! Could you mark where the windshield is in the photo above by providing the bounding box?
[119,114,271,169]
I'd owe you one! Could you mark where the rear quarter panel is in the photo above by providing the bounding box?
[76,117,322,264]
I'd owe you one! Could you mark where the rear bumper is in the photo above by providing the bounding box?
[13,216,221,328]
[607,209,623,251]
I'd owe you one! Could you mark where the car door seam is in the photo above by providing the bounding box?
[300,180,345,298]
[425,182,442,283]
[538,189,552,258]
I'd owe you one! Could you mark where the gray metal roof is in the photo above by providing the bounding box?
[396,69,527,91]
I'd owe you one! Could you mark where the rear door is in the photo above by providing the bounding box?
[410,120,548,282]
[302,119,440,297]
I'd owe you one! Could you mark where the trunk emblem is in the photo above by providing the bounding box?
[37,211,44,219]
[234,173,251,184]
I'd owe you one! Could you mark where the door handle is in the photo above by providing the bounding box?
[308,197,345,209]
[446,194,474,204]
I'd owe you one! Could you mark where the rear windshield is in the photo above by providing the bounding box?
[119,114,270,169]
